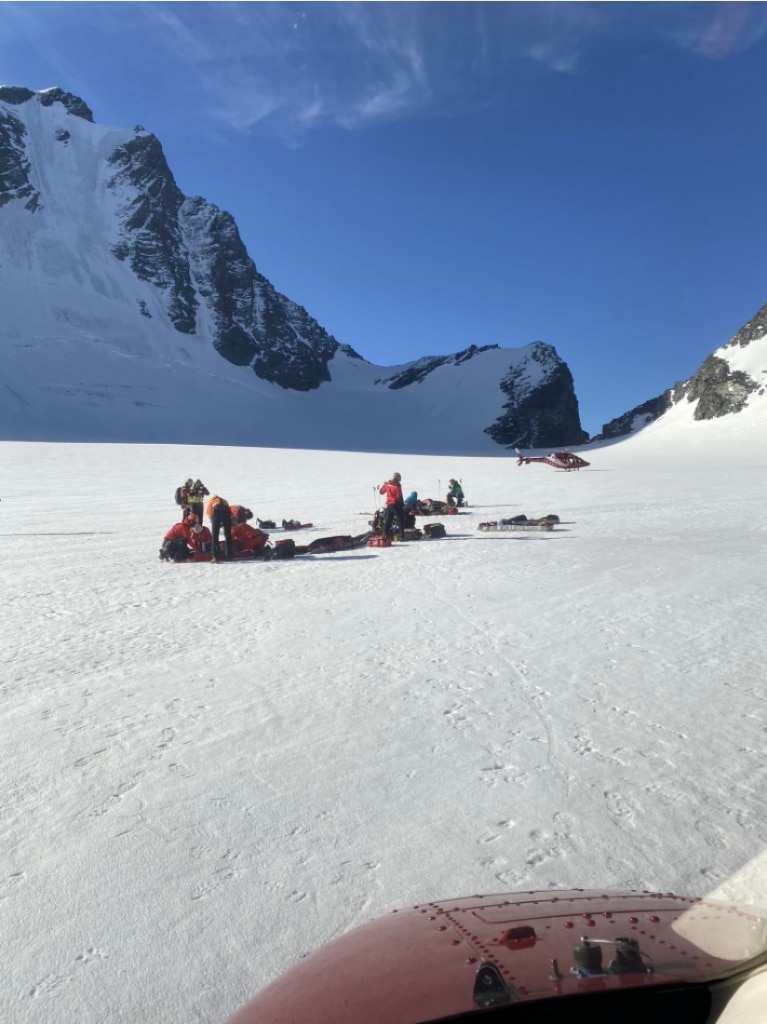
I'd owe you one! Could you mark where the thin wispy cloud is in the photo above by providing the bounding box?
[4,1,767,143]
[654,0,767,61]
[695,1,767,59]
[134,1,606,137]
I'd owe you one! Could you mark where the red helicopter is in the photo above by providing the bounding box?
[225,888,767,1024]
[515,448,590,471]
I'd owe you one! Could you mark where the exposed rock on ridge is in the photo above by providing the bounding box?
[0,85,94,121]
[725,299,767,349]
[378,344,498,389]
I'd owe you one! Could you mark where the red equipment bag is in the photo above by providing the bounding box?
[367,536,392,547]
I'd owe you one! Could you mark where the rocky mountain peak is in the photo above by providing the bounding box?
[0,85,94,121]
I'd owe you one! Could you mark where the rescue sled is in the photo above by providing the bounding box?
[478,514,559,532]
[516,448,590,470]
[226,888,767,1024]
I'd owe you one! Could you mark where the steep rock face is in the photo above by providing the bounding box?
[106,129,350,388]
[181,195,352,389]
[0,102,39,210]
[483,342,589,448]
[108,133,198,334]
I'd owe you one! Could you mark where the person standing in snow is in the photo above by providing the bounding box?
[175,478,193,512]
[206,495,233,562]
[379,472,406,539]
[187,479,209,523]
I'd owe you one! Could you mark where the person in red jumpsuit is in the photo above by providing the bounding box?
[161,514,209,562]
[232,521,270,558]
[186,514,212,558]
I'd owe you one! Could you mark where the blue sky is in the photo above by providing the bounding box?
[3,1,767,436]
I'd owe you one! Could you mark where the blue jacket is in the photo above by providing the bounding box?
[403,491,418,508]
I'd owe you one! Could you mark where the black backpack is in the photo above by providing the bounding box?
[174,486,185,506]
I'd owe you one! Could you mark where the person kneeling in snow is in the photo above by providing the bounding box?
[160,513,211,562]
[446,479,465,508]
[230,505,269,557]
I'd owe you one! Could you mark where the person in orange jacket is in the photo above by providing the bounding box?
[379,471,405,539]
[206,495,233,561]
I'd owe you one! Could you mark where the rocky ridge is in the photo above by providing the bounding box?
[596,300,767,441]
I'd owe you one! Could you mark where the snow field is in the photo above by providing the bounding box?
[1,434,766,1023]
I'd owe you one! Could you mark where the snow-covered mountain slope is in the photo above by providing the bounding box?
[595,304,767,442]
[0,87,586,453]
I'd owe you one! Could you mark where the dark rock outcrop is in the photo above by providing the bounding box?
[678,354,758,420]
[596,393,674,440]
[483,342,589,448]
[725,299,767,349]
[0,105,39,210]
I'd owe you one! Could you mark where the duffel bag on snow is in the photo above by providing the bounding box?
[272,539,296,559]
[367,535,392,547]
[308,535,355,553]
[422,523,446,538]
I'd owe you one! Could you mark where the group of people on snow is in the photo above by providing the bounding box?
[162,481,272,562]
[162,471,467,561]
[377,474,466,540]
